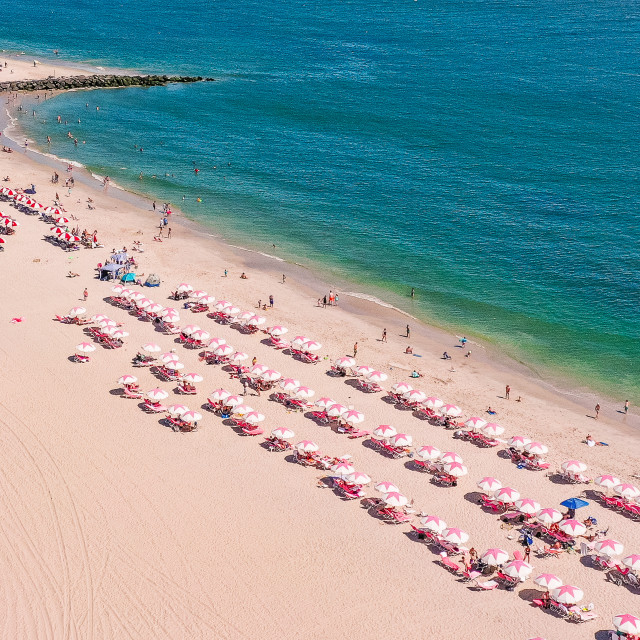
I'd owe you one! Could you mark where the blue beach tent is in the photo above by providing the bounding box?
[560,498,589,510]
[121,272,136,283]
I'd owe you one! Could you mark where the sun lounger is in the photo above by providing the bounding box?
[73,354,90,363]
[538,546,563,558]
[54,314,72,323]
[433,474,458,487]
[241,426,264,436]
[476,580,498,591]
[439,553,460,574]
[123,387,143,399]
[265,437,291,452]
[461,569,482,582]
[345,428,370,439]
[143,400,167,413]
[176,384,197,395]
[568,607,598,623]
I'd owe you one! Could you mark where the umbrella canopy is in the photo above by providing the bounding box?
[477,477,502,494]
[534,573,563,590]
[268,325,289,336]
[291,335,311,346]
[278,378,300,393]
[236,310,255,321]
[190,329,211,342]
[622,554,640,571]
[559,497,590,510]
[613,614,640,635]
[111,285,124,294]
[301,339,321,351]
[594,539,624,556]
[182,410,202,423]
[99,319,117,328]
[441,404,462,417]
[293,386,315,399]
[147,388,169,401]
[525,441,548,456]
[465,416,487,430]
[110,329,129,340]
[214,300,233,312]
[440,451,463,464]
[536,508,563,525]
[244,411,265,424]
[509,435,531,450]
[198,295,215,305]
[614,483,640,499]
[481,548,509,566]
[209,388,231,402]
[482,422,505,437]
[191,289,208,299]
[162,309,180,322]
[514,498,541,515]
[164,361,184,370]
[181,324,201,336]
[494,487,520,503]
[331,462,356,477]
[391,381,413,394]
[141,342,161,353]
[373,424,397,438]
[223,395,243,407]
[419,515,447,534]
[327,403,348,417]
[415,444,441,461]
[384,492,408,507]
[214,344,234,357]
[561,460,587,474]
[355,365,375,377]
[91,314,110,323]
[345,471,371,486]
[390,433,412,447]
[503,560,533,580]
[232,404,254,415]
[296,440,319,452]
[316,397,337,409]
[595,474,621,489]
[182,373,203,383]
[161,352,180,363]
[404,389,426,403]
[230,351,249,363]
[272,427,295,440]
[118,374,138,385]
[250,363,269,375]
[367,370,388,383]
[442,527,469,544]
[128,291,146,302]
[335,356,356,368]
[552,585,583,605]
[444,461,468,477]
[246,315,266,326]
[176,283,193,293]
[343,409,365,425]
[75,342,96,353]
[260,369,282,382]
[424,396,444,409]
[558,519,587,536]
[375,481,399,494]
[167,404,188,416]
[68,306,87,318]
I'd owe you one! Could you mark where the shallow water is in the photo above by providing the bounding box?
[3,0,640,402]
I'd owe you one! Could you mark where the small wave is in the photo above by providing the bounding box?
[342,291,417,320]
[225,243,285,262]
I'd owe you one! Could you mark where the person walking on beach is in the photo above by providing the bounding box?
[505,384,511,400]
[152,201,156,211]
[322,295,327,308]
[242,377,249,396]
[595,403,601,419]
[224,269,228,277]
[167,228,172,239]
[411,287,415,298]
[406,324,410,338]
[624,400,630,414]
[282,274,286,283]
[382,328,387,343]
[83,288,88,301]
[353,342,358,357]
[269,295,274,308]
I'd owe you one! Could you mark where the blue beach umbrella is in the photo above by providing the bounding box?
[560,498,590,510]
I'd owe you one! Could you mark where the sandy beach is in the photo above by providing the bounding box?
[1,58,639,639]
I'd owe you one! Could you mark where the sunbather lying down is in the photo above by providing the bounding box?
[68,271,80,277]
[585,434,608,446]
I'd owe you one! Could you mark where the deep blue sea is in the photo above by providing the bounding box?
[2,0,639,402]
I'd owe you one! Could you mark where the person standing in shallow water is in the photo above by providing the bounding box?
[595,403,601,419]
[624,400,630,414]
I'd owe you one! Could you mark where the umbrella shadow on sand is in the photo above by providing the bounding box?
[517,587,541,604]
[108,387,125,396]
[547,472,576,485]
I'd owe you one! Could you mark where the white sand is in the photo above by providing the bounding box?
[1,75,639,638]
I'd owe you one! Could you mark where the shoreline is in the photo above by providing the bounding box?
[3,92,637,432]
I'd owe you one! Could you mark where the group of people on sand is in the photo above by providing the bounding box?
[318,291,339,307]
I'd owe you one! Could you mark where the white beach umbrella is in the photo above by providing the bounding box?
[118,375,138,385]
[327,403,348,418]
[198,296,216,306]
[503,560,533,580]
[622,554,640,571]
[594,539,624,556]
[345,471,372,486]
[225,306,241,317]
[494,487,520,503]
[614,483,640,499]
[441,404,462,417]
[214,344,234,357]
[236,310,256,321]
[233,404,254,416]
[367,370,388,383]
[91,314,110,323]
[525,442,548,456]
[335,356,356,368]
[443,461,468,477]
[374,481,399,494]
[482,422,505,437]
[161,307,179,318]
[163,310,180,323]
[246,315,266,326]
[191,289,208,299]
[296,440,319,452]
[534,573,563,590]
[147,303,165,315]
[558,519,587,537]
[595,474,621,490]
[291,335,311,346]
[136,298,152,308]
[182,373,203,384]
[167,404,188,416]
[181,324,201,336]
[301,339,321,351]
[551,585,583,605]
[442,527,470,544]
[613,614,640,636]
[68,306,86,318]
[128,291,146,302]
[99,319,117,329]
[207,337,227,349]
[477,476,502,494]
[509,435,531,450]
[161,352,180,363]
[244,411,265,424]
[355,365,375,377]
[110,329,129,340]
[390,433,412,447]
[440,451,463,464]
[419,515,447,534]
[561,460,587,474]
[331,462,356,477]
[260,369,282,382]
[75,342,96,353]
[404,389,427,403]
[176,283,193,293]
[165,361,185,371]
[465,416,487,430]
[230,351,249,363]
[293,386,315,399]
[111,285,124,294]
[280,378,302,392]
[182,410,202,423]
[343,409,365,425]
[147,388,169,401]
[384,492,408,508]
[250,363,269,375]
[223,395,243,408]
[424,396,444,410]
[391,381,413,394]
[414,444,441,461]
[272,427,295,440]
[315,397,337,409]
[481,548,509,566]
[373,425,397,439]
[214,300,233,312]
[536,508,563,525]
[209,388,230,402]
[141,342,161,353]
[268,325,288,336]
[514,498,541,515]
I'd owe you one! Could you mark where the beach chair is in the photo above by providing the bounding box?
[433,474,458,487]
[549,601,570,619]
[345,428,371,439]
[143,400,167,413]
[525,458,551,471]
[241,426,264,436]
[568,607,598,623]
[593,555,615,570]
[461,568,482,582]
[439,553,460,574]
[538,546,563,558]
[54,314,72,323]
[475,580,498,591]
[123,387,143,399]
[176,383,197,395]
[496,571,519,590]
[73,354,90,363]
[265,437,291,452]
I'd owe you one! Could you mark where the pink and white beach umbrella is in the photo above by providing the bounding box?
[260,369,282,382]
[355,365,375,377]
[209,389,231,402]
[503,560,533,580]
[182,410,202,423]
[163,310,181,323]
[335,356,356,368]
[165,361,185,371]
[367,370,388,383]
[250,363,269,375]
[272,427,295,440]
[214,344,234,357]
[214,300,233,312]
[552,585,583,605]
[384,492,408,508]
[68,306,86,318]
[404,389,427,403]
[244,411,265,424]
[296,440,319,452]
[99,319,117,328]
[118,375,138,385]
[191,289,208,299]
[525,441,548,456]
[595,474,621,489]
[561,460,587,474]
[536,508,563,525]
[268,325,289,336]
[92,314,110,323]
[514,498,541,515]
[233,404,254,416]
[558,519,587,536]
[167,404,188,416]
[424,396,444,410]
[136,298,152,309]
[230,351,248,363]
[346,471,371,486]
[375,481,399,494]
[442,527,470,544]
[390,433,412,447]
[293,386,315,399]
[222,395,243,408]
[614,614,640,636]
[142,342,161,353]
[477,477,502,494]
[198,296,216,306]
[415,444,441,461]
[482,422,505,437]
[465,416,487,430]
[441,404,462,417]
[190,329,211,342]
[331,462,356,477]
[594,539,624,556]
[509,435,531,450]
[614,483,640,499]
[534,573,563,590]
[280,378,302,392]
[392,381,413,394]
[246,315,266,327]
[128,291,146,303]
[75,342,96,353]
[207,337,227,349]
[481,548,509,566]
[161,352,180,363]
[181,324,201,336]
[440,451,463,464]
[147,388,169,401]
[327,403,348,418]
[176,283,193,293]
[373,425,397,439]
[161,307,179,318]
[111,285,124,294]
[622,554,640,571]
[236,310,255,321]
[291,335,311,346]
[343,409,365,425]
[301,339,321,351]
[494,487,520,503]
[110,329,129,340]
[182,373,203,384]
[419,515,448,534]
[316,397,337,409]
[443,461,468,477]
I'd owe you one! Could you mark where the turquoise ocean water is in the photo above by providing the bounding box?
[2,0,639,403]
